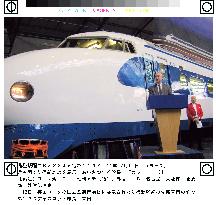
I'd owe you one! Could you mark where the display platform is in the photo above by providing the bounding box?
[140,145,204,159]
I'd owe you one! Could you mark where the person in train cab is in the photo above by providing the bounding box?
[187,96,204,150]
[148,71,172,95]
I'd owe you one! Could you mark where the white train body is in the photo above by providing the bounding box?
[4,31,213,158]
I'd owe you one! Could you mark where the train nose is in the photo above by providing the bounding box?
[5,47,131,125]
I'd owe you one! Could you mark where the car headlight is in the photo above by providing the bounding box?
[10,81,34,102]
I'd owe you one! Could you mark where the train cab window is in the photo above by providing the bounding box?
[180,74,188,89]
[59,38,107,49]
[189,77,205,95]
[159,63,169,83]
[207,81,213,94]
[145,60,154,83]
[59,37,136,54]
[124,42,136,53]
[105,39,124,51]
[59,37,135,53]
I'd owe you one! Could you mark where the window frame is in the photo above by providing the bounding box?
[189,75,205,96]
[207,80,213,95]
[155,57,173,85]
[124,41,136,53]
[179,73,189,88]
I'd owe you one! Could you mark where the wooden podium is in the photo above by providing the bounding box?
[147,95,188,154]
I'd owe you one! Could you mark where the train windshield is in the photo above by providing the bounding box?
[59,38,107,49]
[58,37,135,53]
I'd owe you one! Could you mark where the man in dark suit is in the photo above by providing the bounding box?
[148,71,172,151]
[148,72,172,95]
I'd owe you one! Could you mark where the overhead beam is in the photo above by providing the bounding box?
[96,17,110,31]
[134,17,154,36]
[75,18,89,34]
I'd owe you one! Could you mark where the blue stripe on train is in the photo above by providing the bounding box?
[4,119,212,159]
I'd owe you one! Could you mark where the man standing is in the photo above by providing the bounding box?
[148,71,172,151]
[187,96,204,150]
[148,72,172,95]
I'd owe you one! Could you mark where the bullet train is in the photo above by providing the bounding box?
[4,31,213,158]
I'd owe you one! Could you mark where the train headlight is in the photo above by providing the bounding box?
[10,81,34,102]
